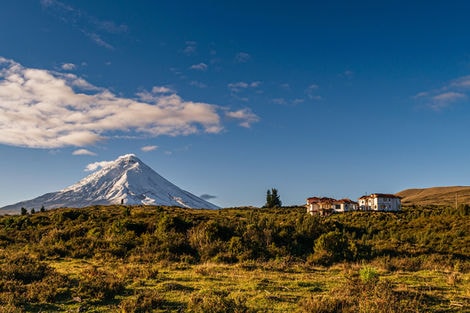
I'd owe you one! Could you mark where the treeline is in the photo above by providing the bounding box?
[0,204,468,266]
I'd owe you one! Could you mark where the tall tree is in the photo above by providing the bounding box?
[264,188,282,208]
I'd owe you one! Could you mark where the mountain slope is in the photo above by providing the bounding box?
[1,154,219,213]
[397,186,470,206]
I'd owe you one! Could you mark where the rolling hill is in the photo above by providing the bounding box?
[397,186,470,206]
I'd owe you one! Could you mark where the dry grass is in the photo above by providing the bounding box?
[397,186,470,206]
[37,259,470,312]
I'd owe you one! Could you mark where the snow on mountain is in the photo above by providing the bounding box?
[1,154,219,213]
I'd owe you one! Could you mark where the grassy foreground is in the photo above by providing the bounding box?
[1,257,468,312]
[0,205,468,312]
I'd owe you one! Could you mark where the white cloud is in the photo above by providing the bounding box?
[305,84,321,100]
[235,52,251,63]
[414,75,470,110]
[228,81,261,93]
[152,86,174,94]
[72,149,96,156]
[85,160,114,172]
[226,109,259,128]
[228,82,248,89]
[190,63,208,71]
[272,98,287,105]
[41,0,124,50]
[0,57,223,148]
[190,81,207,88]
[413,91,429,98]
[183,41,197,55]
[86,32,114,50]
[450,75,470,89]
[430,92,467,110]
[141,145,158,152]
[61,63,76,71]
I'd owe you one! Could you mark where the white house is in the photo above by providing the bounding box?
[307,197,358,215]
[334,198,359,212]
[358,193,401,212]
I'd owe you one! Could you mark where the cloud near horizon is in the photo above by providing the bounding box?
[0,57,257,149]
[72,149,97,156]
[200,194,217,200]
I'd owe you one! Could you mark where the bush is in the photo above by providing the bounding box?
[309,231,352,266]
[77,267,126,301]
[359,265,379,283]
[119,289,164,312]
[187,290,251,313]
[0,253,51,284]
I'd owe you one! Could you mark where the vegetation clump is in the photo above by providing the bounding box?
[0,204,468,312]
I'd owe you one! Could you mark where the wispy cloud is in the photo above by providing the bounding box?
[190,81,207,88]
[183,41,197,55]
[141,145,158,152]
[190,63,208,71]
[72,148,96,156]
[305,84,322,100]
[339,70,354,79]
[40,0,127,50]
[86,32,114,50]
[85,160,114,172]
[226,108,259,128]
[272,98,305,106]
[0,57,226,149]
[450,75,470,89]
[430,92,467,110]
[228,81,261,93]
[200,194,217,200]
[61,63,76,71]
[414,75,470,110]
[152,86,174,94]
[272,98,287,105]
[235,52,251,63]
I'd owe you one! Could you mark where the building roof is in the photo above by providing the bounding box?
[307,196,358,205]
[359,193,401,199]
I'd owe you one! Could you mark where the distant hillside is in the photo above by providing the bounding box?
[397,186,470,206]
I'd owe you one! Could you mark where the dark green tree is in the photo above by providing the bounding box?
[264,188,282,208]
[21,207,28,215]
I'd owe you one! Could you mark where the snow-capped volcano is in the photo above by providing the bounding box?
[1,154,219,213]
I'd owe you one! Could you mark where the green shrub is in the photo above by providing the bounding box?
[187,290,251,313]
[77,267,126,301]
[119,289,164,313]
[359,265,379,283]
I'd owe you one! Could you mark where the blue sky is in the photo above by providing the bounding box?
[2,1,470,208]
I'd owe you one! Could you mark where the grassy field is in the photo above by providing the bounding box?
[0,205,468,312]
[4,258,467,312]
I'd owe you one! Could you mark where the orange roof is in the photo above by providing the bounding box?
[359,193,401,199]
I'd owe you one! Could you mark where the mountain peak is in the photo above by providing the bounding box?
[117,153,138,162]
[1,154,219,213]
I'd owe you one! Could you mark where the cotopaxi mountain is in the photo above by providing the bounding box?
[1,154,219,213]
